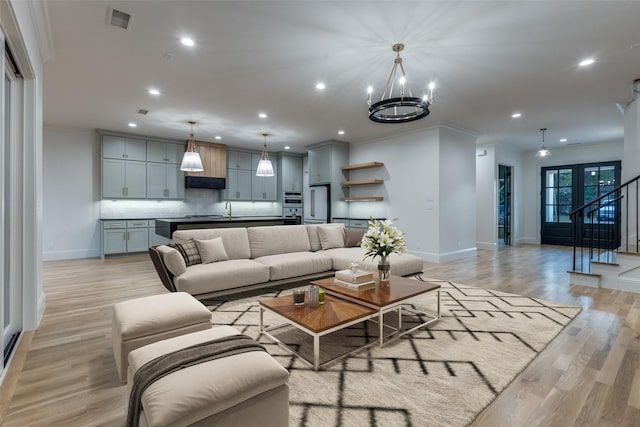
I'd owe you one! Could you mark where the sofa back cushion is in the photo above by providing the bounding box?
[306,223,345,251]
[317,225,345,250]
[172,228,251,260]
[247,225,311,258]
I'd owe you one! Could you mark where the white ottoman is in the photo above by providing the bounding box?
[112,292,212,382]
[128,326,289,427]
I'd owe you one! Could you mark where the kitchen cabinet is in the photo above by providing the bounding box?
[146,163,184,199]
[102,220,149,257]
[147,140,183,164]
[102,158,147,198]
[227,150,252,170]
[102,135,146,161]
[279,153,303,193]
[251,153,278,201]
[186,141,227,178]
[226,169,252,200]
[308,145,332,185]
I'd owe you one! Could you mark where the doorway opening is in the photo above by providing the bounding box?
[498,165,512,245]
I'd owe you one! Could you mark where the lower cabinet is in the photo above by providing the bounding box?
[102,220,150,257]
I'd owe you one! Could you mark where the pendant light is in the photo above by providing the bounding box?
[535,128,551,158]
[256,133,275,177]
[180,121,204,172]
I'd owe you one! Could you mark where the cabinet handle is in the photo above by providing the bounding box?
[124,232,128,240]
[263,192,266,199]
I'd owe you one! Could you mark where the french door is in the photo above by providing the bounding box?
[541,161,621,246]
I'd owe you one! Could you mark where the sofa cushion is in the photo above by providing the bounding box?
[344,229,365,248]
[156,245,187,276]
[173,228,251,260]
[317,225,345,250]
[128,327,289,427]
[195,237,229,264]
[306,223,345,251]
[321,247,423,277]
[247,225,311,258]
[253,251,333,281]
[171,240,201,266]
[174,259,270,296]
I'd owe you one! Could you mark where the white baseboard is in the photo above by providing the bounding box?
[476,241,497,250]
[408,247,477,263]
[522,237,539,244]
[43,248,101,261]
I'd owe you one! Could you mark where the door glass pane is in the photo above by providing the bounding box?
[559,169,572,186]
[584,167,598,186]
[546,187,557,206]
[546,170,558,188]
[545,205,558,222]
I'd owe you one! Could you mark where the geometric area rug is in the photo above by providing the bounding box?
[202,276,581,427]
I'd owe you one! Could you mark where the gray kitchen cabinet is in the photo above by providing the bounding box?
[251,153,277,201]
[102,135,146,161]
[308,145,332,185]
[227,150,252,170]
[226,168,252,200]
[146,162,184,199]
[102,158,147,198]
[279,153,303,193]
[102,220,150,257]
[147,140,183,164]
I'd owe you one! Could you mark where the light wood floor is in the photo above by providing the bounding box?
[1,244,639,426]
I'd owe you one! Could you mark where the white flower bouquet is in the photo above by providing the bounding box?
[360,216,406,262]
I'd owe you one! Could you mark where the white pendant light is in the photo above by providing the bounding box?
[535,128,551,158]
[256,133,275,177]
[180,121,204,172]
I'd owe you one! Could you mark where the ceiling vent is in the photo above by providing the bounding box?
[136,109,149,115]
[108,8,132,30]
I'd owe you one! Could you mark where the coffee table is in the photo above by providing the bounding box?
[259,293,376,370]
[259,276,441,370]
[311,275,441,347]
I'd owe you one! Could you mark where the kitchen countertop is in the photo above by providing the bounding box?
[153,216,285,239]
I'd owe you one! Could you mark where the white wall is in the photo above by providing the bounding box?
[349,125,477,262]
[522,140,624,244]
[43,127,101,259]
[476,145,497,249]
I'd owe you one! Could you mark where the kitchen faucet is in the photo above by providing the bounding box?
[225,200,232,219]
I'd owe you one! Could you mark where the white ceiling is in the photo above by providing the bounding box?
[43,1,640,154]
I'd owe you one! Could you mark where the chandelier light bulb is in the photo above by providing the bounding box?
[367,86,373,94]
[399,76,406,85]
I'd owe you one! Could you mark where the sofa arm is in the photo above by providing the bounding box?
[148,246,177,292]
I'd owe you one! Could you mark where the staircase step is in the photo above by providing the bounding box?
[568,270,601,288]
[590,260,620,267]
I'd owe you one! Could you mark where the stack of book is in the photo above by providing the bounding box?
[334,269,376,290]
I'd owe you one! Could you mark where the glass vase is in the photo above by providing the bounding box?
[378,255,390,283]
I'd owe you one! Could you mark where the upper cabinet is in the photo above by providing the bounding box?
[102,135,146,161]
[307,140,350,219]
[186,141,227,178]
[228,150,252,170]
[147,140,183,164]
[308,145,332,185]
[279,153,303,193]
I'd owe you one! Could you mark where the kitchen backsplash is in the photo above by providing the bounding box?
[100,189,281,219]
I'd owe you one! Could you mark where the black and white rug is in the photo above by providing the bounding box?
[202,277,581,427]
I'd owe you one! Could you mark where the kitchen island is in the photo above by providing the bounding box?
[154,216,285,239]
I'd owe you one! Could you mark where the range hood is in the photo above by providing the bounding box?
[185,176,226,190]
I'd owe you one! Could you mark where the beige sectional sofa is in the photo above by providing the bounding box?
[149,224,423,298]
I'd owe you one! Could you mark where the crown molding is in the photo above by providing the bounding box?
[27,0,55,62]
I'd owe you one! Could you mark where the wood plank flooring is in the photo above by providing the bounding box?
[1,244,639,426]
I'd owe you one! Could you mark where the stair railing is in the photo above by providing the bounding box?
[570,174,640,273]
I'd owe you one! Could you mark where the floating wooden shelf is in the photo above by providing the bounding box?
[341,162,384,171]
[341,179,384,186]
[341,196,384,202]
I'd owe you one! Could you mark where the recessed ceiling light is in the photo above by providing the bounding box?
[579,58,595,67]
[180,37,195,47]
[511,112,522,118]
[214,136,222,140]
[315,82,326,90]
[338,130,345,135]
[259,112,267,118]
[148,89,160,96]
[128,123,137,128]
[560,138,567,142]
[284,146,291,150]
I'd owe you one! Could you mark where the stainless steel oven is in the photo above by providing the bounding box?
[283,192,303,224]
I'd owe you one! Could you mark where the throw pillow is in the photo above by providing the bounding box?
[170,240,202,266]
[344,229,365,247]
[158,246,187,276]
[317,225,345,250]
[194,237,229,264]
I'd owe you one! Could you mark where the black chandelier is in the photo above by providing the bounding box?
[367,43,435,124]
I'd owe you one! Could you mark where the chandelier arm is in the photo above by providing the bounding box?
[397,62,413,97]
[382,61,399,101]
